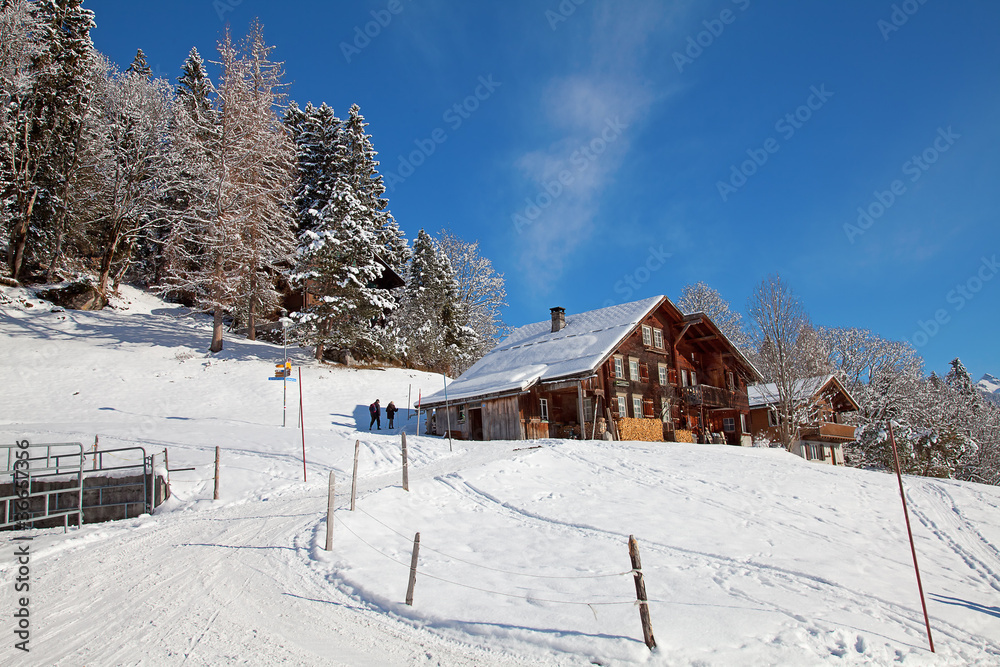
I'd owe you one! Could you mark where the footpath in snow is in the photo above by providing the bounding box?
[2,285,1000,665]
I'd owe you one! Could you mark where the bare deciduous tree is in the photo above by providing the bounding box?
[746,274,811,448]
[437,229,508,357]
[676,281,749,351]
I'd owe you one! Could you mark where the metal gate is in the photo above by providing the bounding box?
[83,446,152,520]
[2,441,153,530]
[1,442,84,531]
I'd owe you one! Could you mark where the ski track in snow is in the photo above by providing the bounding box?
[906,483,1000,591]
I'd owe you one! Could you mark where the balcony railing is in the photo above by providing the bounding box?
[799,423,857,441]
[679,384,749,411]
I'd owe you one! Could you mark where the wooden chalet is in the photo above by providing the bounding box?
[747,375,860,465]
[280,253,404,314]
[418,296,763,443]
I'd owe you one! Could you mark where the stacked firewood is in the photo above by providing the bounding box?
[616,418,664,442]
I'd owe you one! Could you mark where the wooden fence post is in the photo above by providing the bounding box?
[405,532,420,605]
[164,447,170,485]
[628,535,656,650]
[93,435,99,470]
[351,440,360,511]
[325,471,335,551]
[401,432,409,492]
[213,446,220,500]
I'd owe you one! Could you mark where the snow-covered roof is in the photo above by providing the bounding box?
[420,296,664,406]
[747,375,860,410]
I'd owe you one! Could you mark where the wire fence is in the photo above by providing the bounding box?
[354,506,631,581]
[336,517,636,608]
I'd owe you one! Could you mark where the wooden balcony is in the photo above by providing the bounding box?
[799,423,857,442]
[679,384,749,411]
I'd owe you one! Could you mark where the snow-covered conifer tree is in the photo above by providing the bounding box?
[289,101,405,360]
[0,0,43,256]
[394,228,469,373]
[126,48,151,78]
[5,0,96,280]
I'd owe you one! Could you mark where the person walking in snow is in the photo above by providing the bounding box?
[386,401,398,429]
[369,399,381,431]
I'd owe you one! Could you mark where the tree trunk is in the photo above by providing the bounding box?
[210,306,224,353]
[112,234,139,292]
[45,223,65,283]
[98,224,123,297]
[9,188,37,280]
[247,296,256,341]
[314,319,327,360]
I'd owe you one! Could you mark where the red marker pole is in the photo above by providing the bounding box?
[888,421,934,653]
[299,367,307,482]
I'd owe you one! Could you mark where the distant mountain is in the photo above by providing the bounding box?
[978,373,1000,406]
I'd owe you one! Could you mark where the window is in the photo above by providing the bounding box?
[661,400,673,424]
[690,371,698,386]
[657,364,668,385]
[629,358,640,381]
[727,371,735,391]
[639,363,649,382]
[740,413,747,433]
[723,417,735,432]
[767,410,778,427]
[653,328,664,349]
[583,397,594,422]
[458,405,467,423]
[539,398,549,422]
[616,395,627,417]
[681,370,689,387]
[642,325,652,346]
[613,356,624,378]
[632,396,643,418]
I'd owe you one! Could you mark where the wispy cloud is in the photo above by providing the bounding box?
[513,2,687,289]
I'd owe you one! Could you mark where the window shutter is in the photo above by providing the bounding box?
[639,364,649,382]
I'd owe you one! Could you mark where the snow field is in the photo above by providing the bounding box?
[2,285,1000,665]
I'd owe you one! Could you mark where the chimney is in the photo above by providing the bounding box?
[550,306,566,333]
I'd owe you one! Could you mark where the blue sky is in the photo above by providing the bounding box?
[86,0,1000,379]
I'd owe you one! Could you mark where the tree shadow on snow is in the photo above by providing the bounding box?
[930,594,1000,619]
[2,307,304,363]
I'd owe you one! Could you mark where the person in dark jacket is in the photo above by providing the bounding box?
[386,401,398,429]
[368,399,381,430]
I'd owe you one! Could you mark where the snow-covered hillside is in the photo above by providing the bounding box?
[978,373,1000,406]
[2,286,1000,666]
